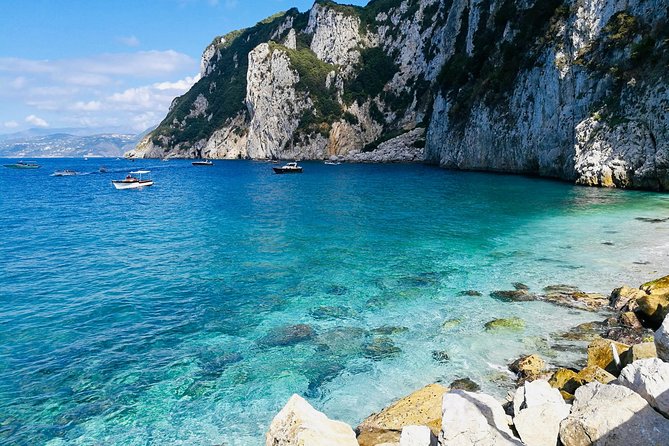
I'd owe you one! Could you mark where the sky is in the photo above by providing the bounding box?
[0,0,367,135]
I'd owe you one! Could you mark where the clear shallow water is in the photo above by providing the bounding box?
[1,158,668,445]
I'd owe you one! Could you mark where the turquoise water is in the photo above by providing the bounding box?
[1,158,668,445]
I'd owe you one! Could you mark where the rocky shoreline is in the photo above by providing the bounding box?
[265,275,669,445]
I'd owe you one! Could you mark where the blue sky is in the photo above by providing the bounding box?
[0,0,367,134]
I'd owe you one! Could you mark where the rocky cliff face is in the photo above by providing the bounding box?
[128,0,669,190]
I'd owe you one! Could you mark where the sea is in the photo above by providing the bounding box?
[1,158,667,445]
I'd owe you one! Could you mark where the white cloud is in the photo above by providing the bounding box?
[153,74,200,91]
[10,77,27,89]
[0,51,198,133]
[3,120,19,128]
[118,35,140,47]
[71,101,102,111]
[25,114,49,127]
[0,50,195,79]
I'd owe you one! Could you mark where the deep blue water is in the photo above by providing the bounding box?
[1,158,668,445]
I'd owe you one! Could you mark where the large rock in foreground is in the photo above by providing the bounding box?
[440,390,522,445]
[618,358,669,417]
[512,380,570,446]
[655,314,669,361]
[356,384,447,446]
[266,394,358,446]
[559,382,669,446]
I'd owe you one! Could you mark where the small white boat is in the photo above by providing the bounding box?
[273,162,303,174]
[192,160,213,166]
[324,161,341,165]
[53,170,77,176]
[112,170,153,189]
[4,161,41,169]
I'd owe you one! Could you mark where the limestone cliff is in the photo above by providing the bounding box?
[127,0,669,190]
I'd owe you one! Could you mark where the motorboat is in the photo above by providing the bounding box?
[273,161,303,174]
[53,170,77,176]
[324,161,341,165]
[112,170,153,189]
[192,160,213,166]
[3,161,41,169]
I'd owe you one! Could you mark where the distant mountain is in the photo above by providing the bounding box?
[0,132,143,158]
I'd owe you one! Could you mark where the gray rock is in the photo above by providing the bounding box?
[449,377,480,392]
[512,380,570,446]
[265,394,358,445]
[655,314,669,362]
[259,324,315,347]
[559,382,669,446]
[618,358,669,417]
[440,390,522,446]
[399,425,436,446]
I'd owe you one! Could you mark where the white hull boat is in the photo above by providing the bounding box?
[112,170,153,189]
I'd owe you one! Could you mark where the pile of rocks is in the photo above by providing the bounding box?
[265,276,669,445]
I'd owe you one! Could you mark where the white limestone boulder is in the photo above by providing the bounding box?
[440,390,522,446]
[512,380,571,446]
[655,314,669,362]
[399,425,436,446]
[265,394,358,446]
[559,382,669,446]
[618,358,669,417]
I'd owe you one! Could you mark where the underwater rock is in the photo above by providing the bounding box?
[541,285,608,311]
[259,324,316,347]
[440,319,461,330]
[362,336,401,360]
[635,217,669,223]
[304,358,346,398]
[490,290,537,302]
[431,350,450,364]
[449,377,480,392]
[325,284,349,295]
[371,325,409,335]
[485,317,526,331]
[399,273,439,288]
[309,305,357,320]
[513,282,530,291]
[457,290,482,297]
[197,351,243,379]
[315,326,367,357]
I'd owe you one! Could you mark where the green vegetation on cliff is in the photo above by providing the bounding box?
[438,0,569,126]
[150,9,303,147]
[269,41,342,137]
